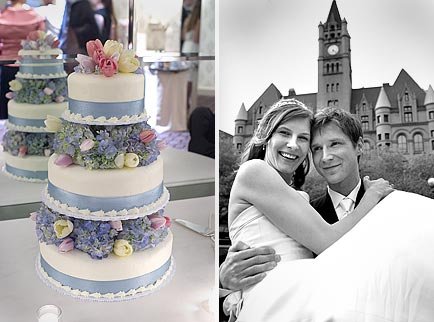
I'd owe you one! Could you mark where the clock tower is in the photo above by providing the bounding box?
[317,0,352,112]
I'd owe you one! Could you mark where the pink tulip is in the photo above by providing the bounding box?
[79,139,95,152]
[18,146,27,157]
[43,87,54,95]
[54,154,73,167]
[99,57,118,77]
[164,216,171,228]
[110,220,123,231]
[5,92,15,99]
[58,237,74,253]
[51,39,60,48]
[92,49,105,65]
[55,96,65,103]
[86,39,103,57]
[148,215,166,229]
[139,130,156,144]
[29,212,38,221]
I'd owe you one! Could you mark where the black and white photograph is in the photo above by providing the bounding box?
[219,0,434,321]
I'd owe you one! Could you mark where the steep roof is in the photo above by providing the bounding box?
[351,87,381,112]
[247,83,282,113]
[424,85,434,105]
[235,103,247,121]
[294,92,317,111]
[326,0,342,24]
[391,69,425,105]
[375,86,392,109]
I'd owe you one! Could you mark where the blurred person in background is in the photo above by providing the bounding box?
[0,0,46,119]
[91,0,117,43]
[58,0,100,55]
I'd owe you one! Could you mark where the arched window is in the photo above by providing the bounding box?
[331,64,334,73]
[398,135,407,153]
[331,84,334,92]
[326,84,329,92]
[335,63,339,72]
[364,141,371,152]
[414,134,423,153]
[362,102,366,111]
[336,83,339,92]
[326,64,330,74]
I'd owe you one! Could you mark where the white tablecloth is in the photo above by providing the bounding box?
[0,196,216,322]
[145,67,189,132]
[0,147,215,207]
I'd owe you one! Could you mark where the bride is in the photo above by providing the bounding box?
[225,99,434,321]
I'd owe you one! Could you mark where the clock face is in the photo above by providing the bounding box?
[327,45,339,55]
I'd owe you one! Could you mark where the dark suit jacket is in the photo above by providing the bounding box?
[310,183,365,224]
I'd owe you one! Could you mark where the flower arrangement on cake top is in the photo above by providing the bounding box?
[20,30,60,51]
[75,39,141,77]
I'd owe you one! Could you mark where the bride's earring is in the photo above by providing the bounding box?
[262,145,266,151]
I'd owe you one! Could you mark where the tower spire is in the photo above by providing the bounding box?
[326,0,342,24]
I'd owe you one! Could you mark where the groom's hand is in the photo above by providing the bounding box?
[219,241,281,291]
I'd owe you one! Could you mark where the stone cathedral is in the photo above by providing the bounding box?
[233,0,434,156]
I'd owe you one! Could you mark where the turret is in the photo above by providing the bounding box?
[375,86,392,149]
[424,85,434,152]
[233,103,248,153]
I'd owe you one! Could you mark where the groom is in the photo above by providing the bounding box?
[220,107,366,299]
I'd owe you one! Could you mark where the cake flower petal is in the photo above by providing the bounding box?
[55,95,65,103]
[80,138,95,152]
[139,130,156,144]
[150,216,166,229]
[113,239,133,257]
[76,54,96,73]
[164,216,171,228]
[58,237,74,253]
[114,153,125,168]
[9,79,22,91]
[118,49,140,73]
[5,92,15,99]
[99,57,118,77]
[44,115,62,132]
[103,40,123,58]
[44,149,52,157]
[18,145,27,157]
[54,219,74,238]
[110,220,123,231]
[43,87,54,95]
[29,211,38,221]
[86,39,104,58]
[55,154,73,167]
[124,153,139,167]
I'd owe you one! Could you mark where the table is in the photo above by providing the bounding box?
[145,67,190,132]
[0,147,214,220]
[0,196,216,322]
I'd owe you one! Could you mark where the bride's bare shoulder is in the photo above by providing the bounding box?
[236,159,278,185]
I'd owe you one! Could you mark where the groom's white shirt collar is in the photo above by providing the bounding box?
[328,179,362,219]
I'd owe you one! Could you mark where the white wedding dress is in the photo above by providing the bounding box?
[232,191,434,322]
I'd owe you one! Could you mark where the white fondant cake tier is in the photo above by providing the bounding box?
[40,231,172,281]
[48,154,163,197]
[38,231,174,300]
[46,154,168,218]
[3,153,48,181]
[68,72,144,103]
[8,100,67,131]
[66,72,146,124]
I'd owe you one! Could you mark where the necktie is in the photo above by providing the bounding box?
[339,198,354,218]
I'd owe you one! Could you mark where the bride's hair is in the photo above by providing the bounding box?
[241,98,313,190]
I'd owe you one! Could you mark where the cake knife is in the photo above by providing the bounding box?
[175,219,214,237]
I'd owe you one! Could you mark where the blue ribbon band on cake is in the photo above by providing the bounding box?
[5,164,47,180]
[47,181,163,212]
[40,255,171,294]
[68,98,144,118]
[8,115,46,128]
[19,64,65,76]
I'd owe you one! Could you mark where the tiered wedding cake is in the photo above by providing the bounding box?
[2,31,67,182]
[33,39,173,300]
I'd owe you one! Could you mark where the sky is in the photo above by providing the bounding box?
[218,0,434,135]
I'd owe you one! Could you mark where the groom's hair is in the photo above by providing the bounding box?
[312,107,363,160]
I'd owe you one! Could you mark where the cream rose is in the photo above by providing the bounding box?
[54,219,74,238]
[9,80,22,91]
[103,40,123,58]
[113,239,133,257]
[124,153,139,168]
[44,115,63,132]
[118,50,140,73]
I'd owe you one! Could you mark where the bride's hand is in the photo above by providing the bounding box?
[363,176,395,202]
